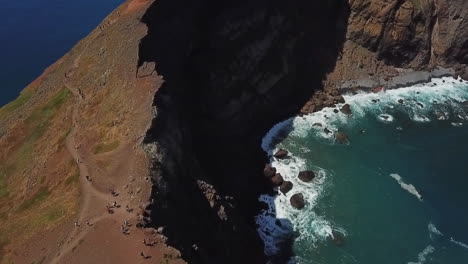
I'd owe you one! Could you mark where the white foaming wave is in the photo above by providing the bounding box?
[256,150,338,257]
[257,77,468,257]
[378,114,394,123]
[450,238,468,250]
[428,222,444,237]
[390,173,423,201]
[412,115,431,123]
[408,245,435,264]
[261,119,293,155]
[342,77,468,126]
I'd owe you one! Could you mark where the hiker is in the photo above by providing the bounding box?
[112,201,117,207]
[74,221,80,227]
[126,205,133,212]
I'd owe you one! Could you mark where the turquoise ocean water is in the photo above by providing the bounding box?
[257,77,468,264]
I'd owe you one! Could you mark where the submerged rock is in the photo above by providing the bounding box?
[290,193,305,209]
[263,164,277,178]
[330,231,345,247]
[335,131,349,144]
[298,171,315,182]
[280,181,293,194]
[340,104,352,115]
[274,149,289,159]
[271,173,284,186]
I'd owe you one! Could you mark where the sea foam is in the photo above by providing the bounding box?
[256,77,468,259]
[390,173,423,201]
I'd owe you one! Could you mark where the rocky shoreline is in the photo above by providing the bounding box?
[338,67,457,94]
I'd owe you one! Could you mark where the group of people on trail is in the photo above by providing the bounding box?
[74,220,92,228]
[121,219,131,235]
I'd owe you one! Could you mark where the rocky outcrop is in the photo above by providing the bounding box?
[280,181,293,194]
[290,193,305,209]
[340,104,352,115]
[271,173,284,186]
[263,164,277,178]
[274,149,289,159]
[348,0,468,70]
[298,171,315,183]
[335,131,349,144]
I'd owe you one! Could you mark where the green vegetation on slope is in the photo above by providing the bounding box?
[0,91,33,120]
[94,140,120,154]
[17,187,50,212]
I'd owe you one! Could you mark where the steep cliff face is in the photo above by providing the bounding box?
[348,0,468,69]
[139,0,350,262]
[2,0,468,263]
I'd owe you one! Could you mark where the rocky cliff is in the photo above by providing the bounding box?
[348,0,468,69]
[0,0,467,263]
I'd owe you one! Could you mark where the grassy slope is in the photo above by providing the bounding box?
[0,88,80,263]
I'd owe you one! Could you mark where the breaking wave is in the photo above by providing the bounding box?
[256,77,468,261]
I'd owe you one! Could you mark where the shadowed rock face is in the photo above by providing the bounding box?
[138,0,468,263]
[139,0,350,263]
[348,0,468,69]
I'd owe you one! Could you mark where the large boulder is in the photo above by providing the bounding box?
[271,173,284,186]
[340,104,352,115]
[274,149,289,159]
[290,193,305,209]
[460,71,468,81]
[280,181,293,194]
[298,171,315,182]
[263,164,276,178]
[335,131,349,144]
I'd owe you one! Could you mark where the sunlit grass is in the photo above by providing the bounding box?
[0,91,32,120]
[94,140,120,154]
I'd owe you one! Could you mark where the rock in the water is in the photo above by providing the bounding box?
[263,164,277,178]
[340,104,352,115]
[274,149,288,159]
[398,99,404,104]
[331,231,345,247]
[275,219,282,227]
[324,128,332,134]
[461,72,468,80]
[271,173,284,186]
[335,131,349,144]
[313,123,323,127]
[280,181,293,194]
[333,109,339,113]
[416,102,424,108]
[298,171,315,182]
[290,193,305,209]
[334,96,345,104]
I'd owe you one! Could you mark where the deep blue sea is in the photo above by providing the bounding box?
[0,0,123,107]
[258,77,468,264]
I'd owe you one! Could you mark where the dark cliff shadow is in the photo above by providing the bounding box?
[138,0,350,263]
